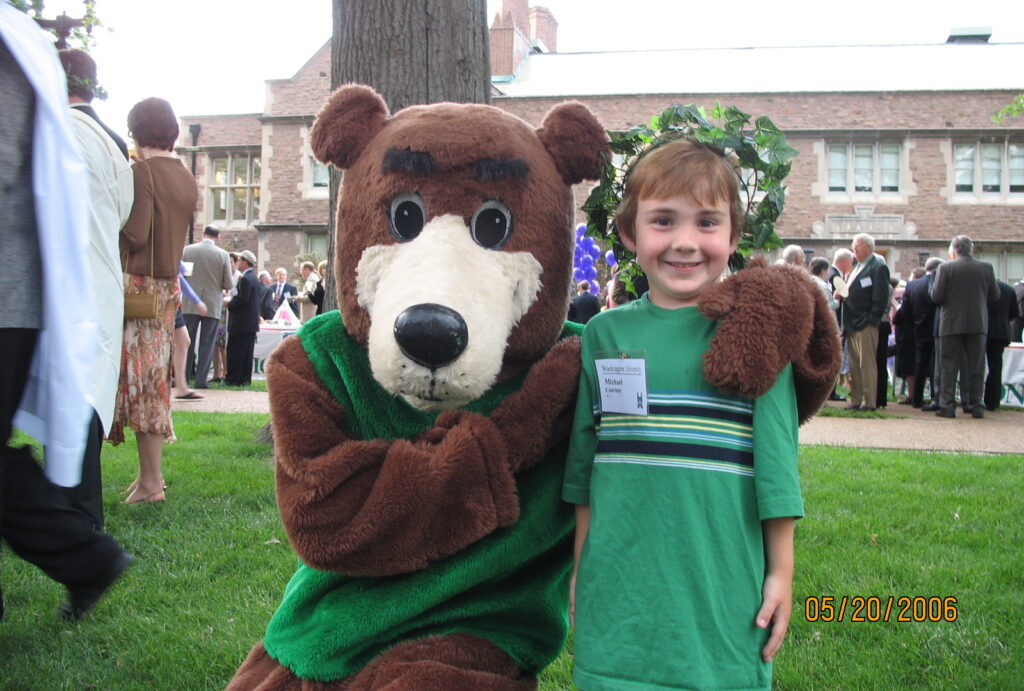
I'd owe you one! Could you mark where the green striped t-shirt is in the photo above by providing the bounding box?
[563,296,802,691]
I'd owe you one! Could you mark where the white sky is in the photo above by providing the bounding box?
[36,0,1023,142]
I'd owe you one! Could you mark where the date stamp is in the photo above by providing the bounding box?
[803,596,958,623]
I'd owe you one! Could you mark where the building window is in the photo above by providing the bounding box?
[953,141,1024,197]
[308,233,328,257]
[828,143,901,194]
[311,158,329,188]
[210,152,261,226]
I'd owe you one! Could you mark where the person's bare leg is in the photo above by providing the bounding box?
[125,432,165,503]
[173,325,200,398]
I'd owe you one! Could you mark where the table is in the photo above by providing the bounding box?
[252,323,299,377]
[999,343,1024,407]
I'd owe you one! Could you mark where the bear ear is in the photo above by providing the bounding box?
[536,102,609,185]
[310,83,390,170]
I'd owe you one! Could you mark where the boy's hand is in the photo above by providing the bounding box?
[756,571,792,662]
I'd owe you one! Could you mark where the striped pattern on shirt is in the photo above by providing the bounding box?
[594,390,754,477]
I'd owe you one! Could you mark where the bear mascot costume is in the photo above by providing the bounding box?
[228,84,840,690]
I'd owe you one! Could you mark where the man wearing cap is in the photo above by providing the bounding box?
[226,250,260,386]
[181,225,235,388]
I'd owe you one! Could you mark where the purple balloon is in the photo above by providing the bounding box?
[575,224,586,239]
[605,250,617,267]
[573,267,584,281]
[589,245,601,260]
[579,255,593,269]
[584,265,598,281]
[590,281,600,294]
[580,236,595,251]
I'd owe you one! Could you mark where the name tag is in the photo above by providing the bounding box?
[595,357,648,416]
[860,277,873,288]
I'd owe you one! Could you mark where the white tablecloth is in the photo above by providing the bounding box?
[1000,343,1024,407]
[252,323,299,377]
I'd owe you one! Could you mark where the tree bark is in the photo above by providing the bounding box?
[323,0,491,311]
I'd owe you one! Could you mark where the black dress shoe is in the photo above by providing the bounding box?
[935,408,956,418]
[60,552,135,621]
[828,393,847,401]
[844,404,863,411]
[922,402,940,412]
[972,407,985,419]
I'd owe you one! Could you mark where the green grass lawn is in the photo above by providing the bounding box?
[2,416,1021,689]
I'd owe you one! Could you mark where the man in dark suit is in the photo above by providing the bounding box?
[271,267,300,318]
[226,251,261,386]
[902,257,943,408]
[58,50,129,161]
[567,280,601,324]
[258,271,276,320]
[840,233,890,411]
[984,279,1020,410]
[930,235,1000,418]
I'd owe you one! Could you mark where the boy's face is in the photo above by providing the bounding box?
[623,194,737,310]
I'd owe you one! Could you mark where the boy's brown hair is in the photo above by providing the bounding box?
[615,138,745,245]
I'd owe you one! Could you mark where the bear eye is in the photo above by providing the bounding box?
[470,200,512,250]
[389,193,426,242]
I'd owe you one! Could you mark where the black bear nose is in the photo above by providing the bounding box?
[393,304,468,370]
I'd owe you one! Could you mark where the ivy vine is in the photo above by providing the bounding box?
[582,103,798,291]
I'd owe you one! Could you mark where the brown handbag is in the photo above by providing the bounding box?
[124,159,158,320]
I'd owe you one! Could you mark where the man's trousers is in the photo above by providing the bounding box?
[847,325,879,408]
[183,314,220,388]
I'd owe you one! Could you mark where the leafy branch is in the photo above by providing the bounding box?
[993,94,1024,122]
[582,103,798,292]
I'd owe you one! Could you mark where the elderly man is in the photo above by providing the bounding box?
[839,234,890,411]
[930,235,999,418]
[271,267,300,317]
[780,244,806,268]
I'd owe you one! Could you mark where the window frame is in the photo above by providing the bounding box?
[951,139,1024,200]
[825,141,903,197]
[208,151,261,228]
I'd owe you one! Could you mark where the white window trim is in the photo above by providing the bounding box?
[207,151,261,228]
[942,139,1024,205]
[812,140,915,204]
[299,125,330,200]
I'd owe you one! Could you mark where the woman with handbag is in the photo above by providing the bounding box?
[107,97,197,505]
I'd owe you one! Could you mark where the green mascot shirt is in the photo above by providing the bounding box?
[262,312,580,682]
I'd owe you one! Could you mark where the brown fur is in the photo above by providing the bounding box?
[698,258,843,424]
[308,84,608,368]
[229,635,534,691]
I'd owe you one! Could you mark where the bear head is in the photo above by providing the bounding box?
[310,84,607,411]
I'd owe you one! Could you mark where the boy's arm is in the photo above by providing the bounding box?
[570,504,591,628]
[757,516,796,662]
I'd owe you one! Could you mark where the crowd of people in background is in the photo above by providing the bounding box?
[781,234,1021,417]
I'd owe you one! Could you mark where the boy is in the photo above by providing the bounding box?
[563,139,802,690]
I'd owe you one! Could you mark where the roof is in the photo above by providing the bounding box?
[494,42,1024,96]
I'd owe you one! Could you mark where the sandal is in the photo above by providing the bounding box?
[175,391,205,400]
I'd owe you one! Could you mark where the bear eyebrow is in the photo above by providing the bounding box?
[472,158,529,182]
[382,148,438,176]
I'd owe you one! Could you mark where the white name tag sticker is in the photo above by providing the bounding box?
[860,276,873,288]
[595,357,648,416]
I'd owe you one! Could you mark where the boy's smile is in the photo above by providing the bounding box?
[624,195,737,309]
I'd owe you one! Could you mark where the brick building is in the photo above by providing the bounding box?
[177,2,1024,284]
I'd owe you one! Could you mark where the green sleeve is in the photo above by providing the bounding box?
[752,363,804,520]
[562,328,599,505]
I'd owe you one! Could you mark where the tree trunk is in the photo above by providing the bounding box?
[323,0,491,312]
